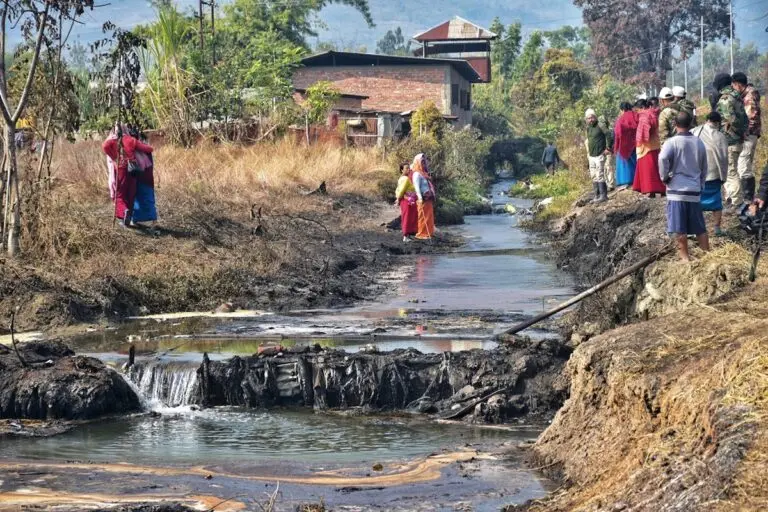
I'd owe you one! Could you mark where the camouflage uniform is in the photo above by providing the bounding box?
[737,84,762,201]
[717,86,749,204]
[676,98,697,127]
[658,102,681,148]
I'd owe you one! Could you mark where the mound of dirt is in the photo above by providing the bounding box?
[0,340,140,420]
[551,191,753,340]
[518,280,768,511]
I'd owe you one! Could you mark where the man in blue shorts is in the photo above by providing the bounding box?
[659,111,711,261]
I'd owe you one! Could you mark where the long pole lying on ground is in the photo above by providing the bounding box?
[495,247,673,339]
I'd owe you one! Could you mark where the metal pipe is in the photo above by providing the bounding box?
[495,247,673,339]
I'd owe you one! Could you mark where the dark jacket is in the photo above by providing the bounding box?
[587,123,612,157]
[541,144,560,165]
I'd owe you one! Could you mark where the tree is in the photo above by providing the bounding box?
[489,18,521,81]
[575,0,730,83]
[376,27,411,56]
[411,100,446,140]
[0,1,96,257]
[543,25,590,62]
[513,31,543,81]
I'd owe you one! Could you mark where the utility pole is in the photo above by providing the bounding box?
[198,0,205,53]
[700,16,704,100]
[729,0,734,74]
[210,0,216,66]
[684,57,688,92]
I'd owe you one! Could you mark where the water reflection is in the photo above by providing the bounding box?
[0,408,540,465]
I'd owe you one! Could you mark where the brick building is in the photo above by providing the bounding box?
[292,51,482,129]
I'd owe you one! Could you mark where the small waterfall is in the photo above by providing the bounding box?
[127,360,200,408]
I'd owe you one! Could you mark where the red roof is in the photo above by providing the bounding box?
[413,17,497,42]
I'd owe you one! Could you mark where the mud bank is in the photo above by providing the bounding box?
[0,194,458,333]
[550,191,751,339]
[510,191,768,510]
[140,338,570,423]
[0,340,140,423]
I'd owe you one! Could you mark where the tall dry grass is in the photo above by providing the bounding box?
[51,138,389,207]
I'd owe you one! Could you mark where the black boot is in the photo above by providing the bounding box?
[596,182,608,202]
[591,182,601,203]
[742,177,756,204]
[123,210,133,227]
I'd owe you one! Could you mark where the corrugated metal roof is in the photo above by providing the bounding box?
[413,16,497,42]
[300,51,482,83]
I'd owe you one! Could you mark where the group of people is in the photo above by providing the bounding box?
[102,125,158,228]
[394,153,436,242]
[583,71,762,261]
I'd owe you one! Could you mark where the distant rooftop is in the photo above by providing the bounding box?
[413,16,497,42]
[300,51,482,83]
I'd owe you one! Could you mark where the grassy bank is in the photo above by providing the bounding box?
[2,140,404,331]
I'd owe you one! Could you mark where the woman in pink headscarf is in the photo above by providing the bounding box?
[632,99,666,197]
[411,153,436,240]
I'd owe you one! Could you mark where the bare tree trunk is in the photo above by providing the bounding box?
[4,123,19,257]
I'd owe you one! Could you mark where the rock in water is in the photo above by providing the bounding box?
[0,340,141,420]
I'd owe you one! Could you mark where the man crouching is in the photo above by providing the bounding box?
[659,111,711,262]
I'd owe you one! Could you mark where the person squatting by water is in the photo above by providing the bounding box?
[102,125,157,229]
[691,112,729,236]
[585,108,613,203]
[659,111,710,262]
[395,161,418,242]
[541,141,561,175]
[412,153,436,240]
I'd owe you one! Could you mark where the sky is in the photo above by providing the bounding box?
[46,0,768,53]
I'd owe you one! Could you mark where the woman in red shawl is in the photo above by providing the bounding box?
[632,99,666,197]
[614,102,638,188]
[394,162,418,241]
[102,125,154,226]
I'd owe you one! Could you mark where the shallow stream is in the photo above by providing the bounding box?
[0,181,574,510]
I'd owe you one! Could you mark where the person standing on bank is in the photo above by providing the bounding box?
[585,108,613,203]
[658,87,681,148]
[412,153,436,240]
[692,112,729,236]
[541,141,561,175]
[659,111,710,262]
[394,162,418,242]
[633,98,666,197]
[672,86,697,126]
[102,124,154,227]
[613,101,638,189]
[714,73,748,209]
[732,72,761,204]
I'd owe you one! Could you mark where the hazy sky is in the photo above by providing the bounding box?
[51,0,768,53]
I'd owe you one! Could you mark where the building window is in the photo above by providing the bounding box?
[451,84,459,106]
[460,89,467,110]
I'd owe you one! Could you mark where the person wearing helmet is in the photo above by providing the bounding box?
[658,87,681,147]
[732,72,761,204]
[714,73,748,208]
[672,86,697,127]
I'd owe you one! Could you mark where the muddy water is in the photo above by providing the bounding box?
[0,181,571,510]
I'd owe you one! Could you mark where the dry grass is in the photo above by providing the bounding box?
[2,138,397,328]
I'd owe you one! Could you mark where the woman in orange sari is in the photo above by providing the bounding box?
[411,153,435,240]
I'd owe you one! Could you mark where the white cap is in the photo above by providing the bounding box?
[659,87,674,99]
[636,92,648,100]
[672,86,686,97]
[584,108,597,118]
